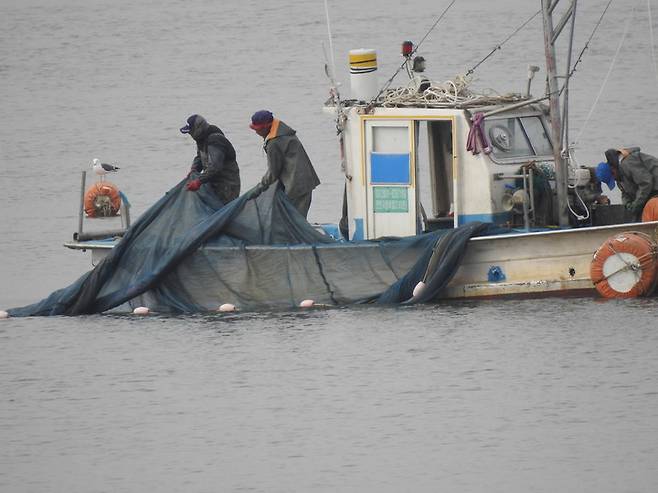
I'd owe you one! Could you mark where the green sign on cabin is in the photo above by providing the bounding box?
[373,186,408,213]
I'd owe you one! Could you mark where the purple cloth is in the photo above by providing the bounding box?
[466,112,491,155]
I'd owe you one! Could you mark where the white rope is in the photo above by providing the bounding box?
[375,75,526,108]
[649,0,658,85]
[573,5,634,145]
[565,146,590,221]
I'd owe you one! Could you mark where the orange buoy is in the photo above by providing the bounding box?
[84,182,121,218]
[590,231,658,298]
[641,197,658,222]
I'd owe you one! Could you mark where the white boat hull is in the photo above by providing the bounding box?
[447,222,658,298]
[65,221,658,306]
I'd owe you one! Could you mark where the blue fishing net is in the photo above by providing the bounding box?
[8,179,496,316]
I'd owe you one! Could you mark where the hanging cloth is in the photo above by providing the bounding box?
[466,112,492,155]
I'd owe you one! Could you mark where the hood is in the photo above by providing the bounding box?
[190,115,210,141]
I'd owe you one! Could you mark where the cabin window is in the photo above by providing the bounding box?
[485,115,552,161]
[519,116,553,156]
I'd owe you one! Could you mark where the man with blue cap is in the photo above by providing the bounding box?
[600,147,658,219]
[180,114,241,204]
[594,161,616,191]
[249,110,320,218]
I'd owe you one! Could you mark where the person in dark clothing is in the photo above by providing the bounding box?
[180,114,240,204]
[602,147,658,219]
[249,110,320,218]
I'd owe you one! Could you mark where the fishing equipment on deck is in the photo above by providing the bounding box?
[590,231,658,298]
[84,182,121,218]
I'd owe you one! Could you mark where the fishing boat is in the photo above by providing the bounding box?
[7,0,657,317]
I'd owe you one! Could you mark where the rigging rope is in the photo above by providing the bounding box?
[573,4,634,145]
[569,0,615,79]
[466,9,541,76]
[367,0,458,108]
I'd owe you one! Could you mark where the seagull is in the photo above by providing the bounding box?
[91,158,120,181]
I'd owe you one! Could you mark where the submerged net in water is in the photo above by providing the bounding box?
[8,179,496,316]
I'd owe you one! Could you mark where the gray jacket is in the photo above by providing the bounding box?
[618,148,658,210]
[260,120,320,199]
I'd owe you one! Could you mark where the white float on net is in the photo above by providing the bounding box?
[132,306,150,315]
[0,310,9,319]
[299,299,315,308]
[412,281,426,297]
[218,303,236,312]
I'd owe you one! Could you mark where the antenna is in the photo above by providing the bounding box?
[322,0,349,178]
[649,0,658,85]
[323,0,337,84]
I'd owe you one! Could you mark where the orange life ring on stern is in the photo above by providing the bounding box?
[84,182,121,218]
[590,231,658,298]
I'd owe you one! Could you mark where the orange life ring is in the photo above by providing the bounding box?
[84,182,121,218]
[590,231,658,298]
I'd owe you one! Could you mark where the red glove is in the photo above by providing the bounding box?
[186,179,201,192]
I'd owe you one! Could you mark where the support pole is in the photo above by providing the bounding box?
[123,200,131,229]
[78,170,86,238]
[542,0,570,227]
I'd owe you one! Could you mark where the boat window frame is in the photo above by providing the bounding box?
[485,112,554,164]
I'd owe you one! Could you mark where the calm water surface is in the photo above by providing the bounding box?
[2,0,658,491]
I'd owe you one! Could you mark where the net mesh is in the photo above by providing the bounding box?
[8,179,497,316]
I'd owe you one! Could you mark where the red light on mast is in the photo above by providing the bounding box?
[401,40,414,57]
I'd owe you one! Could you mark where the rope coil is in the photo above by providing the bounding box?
[372,76,527,109]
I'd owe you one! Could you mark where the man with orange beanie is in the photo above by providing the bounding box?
[250,110,320,218]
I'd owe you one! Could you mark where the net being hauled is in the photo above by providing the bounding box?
[8,179,495,316]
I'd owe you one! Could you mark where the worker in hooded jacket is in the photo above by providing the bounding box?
[249,110,320,218]
[601,147,658,220]
[181,114,241,204]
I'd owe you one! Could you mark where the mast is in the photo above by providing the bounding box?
[541,0,577,227]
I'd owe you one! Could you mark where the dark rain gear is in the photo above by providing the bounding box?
[260,120,320,217]
[617,148,658,215]
[189,115,241,204]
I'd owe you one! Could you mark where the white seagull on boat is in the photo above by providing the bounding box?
[91,158,120,180]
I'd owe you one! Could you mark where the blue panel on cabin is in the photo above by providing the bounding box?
[370,153,410,184]
[352,218,364,241]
